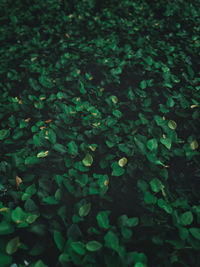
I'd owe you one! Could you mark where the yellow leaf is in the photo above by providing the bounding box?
[190,140,199,150]
[0,207,9,212]
[16,176,22,189]
[118,157,128,167]
[45,119,52,123]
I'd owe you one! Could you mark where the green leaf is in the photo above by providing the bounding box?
[33,259,47,267]
[26,184,37,195]
[67,141,78,155]
[189,228,200,240]
[0,253,12,266]
[53,143,67,154]
[11,206,26,223]
[39,75,53,88]
[145,56,153,66]
[150,178,164,193]
[121,227,132,239]
[135,263,145,267]
[157,199,173,214]
[25,156,40,165]
[127,217,139,227]
[37,150,49,158]
[154,115,165,126]
[48,129,56,144]
[110,95,118,104]
[96,211,110,229]
[86,241,102,252]
[140,80,147,89]
[179,227,189,240]
[26,214,39,224]
[144,191,157,204]
[43,196,59,205]
[104,231,119,252]
[106,140,115,148]
[118,157,128,167]
[137,180,148,193]
[168,120,177,130]
[118,143,132,155]
[59,253,70,265]
[181,211,193,226]
[71,241,85,255]
[34,101,44,110]
[111,161,125,176]
[54,230,65,251]
[0,221,14,235]
[112,109,122,118]
[79,203,91,217]
[134,137,146,155]
[6,236,20,255]
[0,129,10,140]
[160,137,172,149]
[147,139,158,151]
[82,153,93,167]
[166,98,175,107]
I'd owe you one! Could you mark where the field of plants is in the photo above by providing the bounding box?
[0,0,200,266]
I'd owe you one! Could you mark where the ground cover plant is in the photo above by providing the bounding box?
[0,0,200,266]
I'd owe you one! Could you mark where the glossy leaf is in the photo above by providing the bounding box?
[86,241,102,252]
[6,236,20,255]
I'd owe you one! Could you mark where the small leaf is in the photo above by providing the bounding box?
[150,178,164,193]
[26,214,39,224]
[118,157,128,167]
[0,253,12,266]
[0,129,10,140]
[111,162,125,176]
[6,236,20,255]
[190,140,198,150]
[147,139,158,151]
[144,191,157,204]
[140,80,147,89]
[71,241,85,255]
[157,199,173,214]
[67,141,78,155]
[54,230,65,251]
[96,211,110,229]
[127,217,139,227]
[11,207,26,223]
[110,95,118,104]
[189,228,200,240]
[37,151,49,158]
[16,176,22,189]
[25,156,40,165]
[0,221,14,235]
[104,231,119,252]
[82,153,93,167]
[43,196,58,205]
[33,259,47,267]
[160,137,172,149]
[48,129,56,144]
[168,120,177,130]
[79,203,91,217]
[179,227,189,240]
[166,98,175,107]
[53,143,67,154]
[113,109,122,118]
[86,241,102,252]
[181,211,193,226]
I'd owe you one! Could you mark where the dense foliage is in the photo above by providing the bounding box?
[0,0,200,266]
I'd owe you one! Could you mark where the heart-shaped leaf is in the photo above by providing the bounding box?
[82,153,93,167]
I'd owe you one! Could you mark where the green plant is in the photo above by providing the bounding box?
[0,0,200,266]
